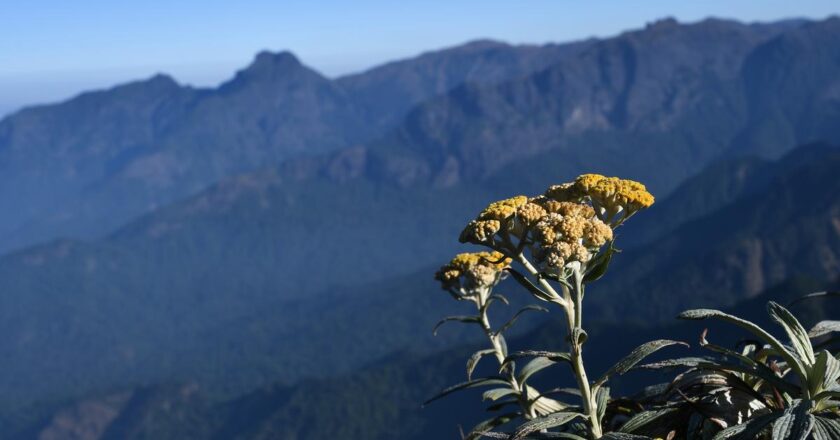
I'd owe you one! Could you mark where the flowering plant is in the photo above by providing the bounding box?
[428,174,687,439]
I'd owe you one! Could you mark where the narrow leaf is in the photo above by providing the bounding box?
[433,315,479,335]
[423,377,509,406]
[497,305,548,335]
[787,290,840,307]
[767,301,815,366]
[467,349,497,381]
[583,241,616,283]
[813,417,840,440]
[619,407,679,433]
[507,268,558,302]
[712,411,781,440]
[678,308,808,380]
[771,399,814,440]
[502,351,572,371]
[595,386,609,424]
[597,340,687,386]
[483,387,518,402]
[511,412,584,440]
[517,357,558,385]
[809,320,840,338]
[465,413,519,440]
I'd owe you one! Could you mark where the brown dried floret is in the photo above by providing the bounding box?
[435,251,511,291]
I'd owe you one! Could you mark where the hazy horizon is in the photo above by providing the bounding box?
[2,0,838,117]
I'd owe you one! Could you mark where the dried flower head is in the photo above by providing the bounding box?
[435,251,511,292]
[478,195,528,221]
[460,196,527,244]
[547,174,655,225]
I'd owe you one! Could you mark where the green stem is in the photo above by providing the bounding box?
[515,256,603,438]
[478,299,536,419]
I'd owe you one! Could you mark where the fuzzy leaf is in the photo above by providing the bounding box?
[465,413,519,440]
[433,315,480,335]
[423,377,509,406]
[583,241,616,284]
[507,268,557,302]
[517,357,558,385]
[468,349,498,381]
[787,290,840,307]
[712,411,781,440]
[510,412,584,440]
[497,305,548,335]
[484,387,518,402]
[678,308,808,380]
[597,340,687,386]
[813,417,840,440]
[767,301,815,366]
[595,386,609,424]
[772,399,814,440]
[809,320,840,338]
[601,434,653,440]
[502,351,572,371]
[619,407,680,433]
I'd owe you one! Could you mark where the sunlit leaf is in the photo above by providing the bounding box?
[619,407,679,434]
[517,357,558,385]
[771,399,814,440]
[467,349,498,381]
[678,308,808,380]
[767,301,815,366]
[510,412,584,440]
[596,339,687,386]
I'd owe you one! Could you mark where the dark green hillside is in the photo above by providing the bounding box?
[17,276,835,440]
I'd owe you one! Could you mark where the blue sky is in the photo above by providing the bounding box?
[1,0,838,116]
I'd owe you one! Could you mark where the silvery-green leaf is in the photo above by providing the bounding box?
[507,268,557,302]
[678,308,809,380]
[502,351,572,371]
[497,305,548,335]
[483,387,518,402]
[619,407,679,433]
[771,399,814,440]
[787,290,840,307]
[595,386,609,424]
[596,339,687,386]
[809,321,840,338]
[510,412,584,440]
[433,315,480,335]
[812,417,840,440]
[423,377,509,406]
[465,412,519,440]
[468,349,498,381]
[767,301,815,366]
[517,357,558,385]
[810,350,840,394]
[583,241,616,284]
[601,434,653,440]
[712,411,781,440]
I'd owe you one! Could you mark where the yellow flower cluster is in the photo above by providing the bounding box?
[435,251,511,291]
[532,209,612,271]
[460,195,528,244]
[549,174,654,224]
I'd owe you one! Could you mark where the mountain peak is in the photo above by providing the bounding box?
[247,50,303,72]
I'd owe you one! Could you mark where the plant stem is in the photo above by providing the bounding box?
[478,299,536,419]
[515,255,603,438]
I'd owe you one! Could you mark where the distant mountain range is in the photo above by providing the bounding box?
[0,15,839,439]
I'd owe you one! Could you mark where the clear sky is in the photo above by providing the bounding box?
[1,0,838,116]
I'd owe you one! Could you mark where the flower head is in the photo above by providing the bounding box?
[546,174,655,226]
[435,251,511,293]
[460,196,527,244]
